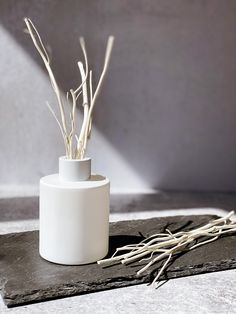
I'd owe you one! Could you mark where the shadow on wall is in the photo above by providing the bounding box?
[1,1,236,191]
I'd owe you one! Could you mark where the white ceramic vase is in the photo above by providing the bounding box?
[39,156,110,265]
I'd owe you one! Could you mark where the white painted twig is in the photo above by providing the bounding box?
[25,17,114,159]
[24,18,69,151]
[81,36,114,158]
[76,62,89,159]
[97,211,236,285]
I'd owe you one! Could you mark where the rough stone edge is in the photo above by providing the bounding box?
[4,258,236,307]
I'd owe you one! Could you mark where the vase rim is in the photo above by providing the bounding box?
[59,156,91,162]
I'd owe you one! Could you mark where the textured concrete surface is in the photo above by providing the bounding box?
[0,209,236,313]
[1,214,236,307]
[1,1,236,191]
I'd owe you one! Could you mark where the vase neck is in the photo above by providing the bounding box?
[59,156,91,182]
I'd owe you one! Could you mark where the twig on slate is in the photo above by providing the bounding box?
[97,211,236,286]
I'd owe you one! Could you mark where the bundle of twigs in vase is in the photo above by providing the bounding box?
[98,211,236,286]
[24,18,114,159]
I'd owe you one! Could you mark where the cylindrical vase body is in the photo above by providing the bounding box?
[39,157,110,265]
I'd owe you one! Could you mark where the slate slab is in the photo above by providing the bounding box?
[0,215,236,307]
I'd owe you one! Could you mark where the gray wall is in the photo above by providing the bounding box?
[0,0,236,193]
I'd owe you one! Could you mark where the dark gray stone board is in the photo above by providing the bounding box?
[1,215,236,307]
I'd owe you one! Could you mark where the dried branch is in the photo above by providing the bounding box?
[24,18,68,142]
[74,37,88,95]
[24,17,114,159]
[97,211,236,286]
[76,61,89,159]
[81,36,114,158]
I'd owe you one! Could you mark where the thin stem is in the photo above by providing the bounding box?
[74,37,88,95]
[81,36,114,157]
[75,62,89,159]
[152,253,172,285]
[24,19,68,133]
[24,18,70,156]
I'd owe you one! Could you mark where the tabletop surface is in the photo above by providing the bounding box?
[0,193,236,314]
